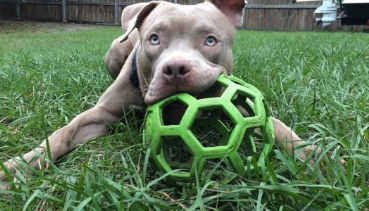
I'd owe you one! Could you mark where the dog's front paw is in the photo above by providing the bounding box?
[0,170,11,190]
[0,156,50,189]
[0,159,15,189]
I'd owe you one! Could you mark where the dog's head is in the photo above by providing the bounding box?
[121,0,245,106]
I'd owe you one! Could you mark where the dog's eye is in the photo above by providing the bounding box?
[205,36,216,46]
[150,35,160,45]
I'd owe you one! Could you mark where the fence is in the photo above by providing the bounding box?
[0,0,204,25]
[0,0,368,31]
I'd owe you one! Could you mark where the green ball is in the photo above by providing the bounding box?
[143,74,274,183]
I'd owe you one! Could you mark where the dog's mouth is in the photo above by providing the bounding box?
[162,83,222,125]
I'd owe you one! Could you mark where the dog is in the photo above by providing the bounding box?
[0,0,324,186]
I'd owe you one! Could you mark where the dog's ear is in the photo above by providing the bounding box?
[121,2,148,32]
[120,2,160,43]
[205,0,246,27]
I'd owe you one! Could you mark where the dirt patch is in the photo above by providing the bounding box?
[0,20,96,34]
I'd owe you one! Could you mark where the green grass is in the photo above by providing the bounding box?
[0,22,369,210]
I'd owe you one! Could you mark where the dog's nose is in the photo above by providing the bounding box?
[162,60,193,84]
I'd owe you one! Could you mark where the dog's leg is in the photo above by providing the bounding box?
[104,30,139,79]
[237,105,324,161]
[272,118,345,166]
[104,38,133,79]
[271,118,308,159]
[0,61,144,184]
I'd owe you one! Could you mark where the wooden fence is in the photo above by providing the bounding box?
[0,0,203,25]
[0,0,368,31]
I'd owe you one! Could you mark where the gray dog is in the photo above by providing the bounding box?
[0,0,321,185]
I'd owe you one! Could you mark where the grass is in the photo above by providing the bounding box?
[0,21,369,210]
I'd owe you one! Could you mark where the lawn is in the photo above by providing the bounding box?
[0,21,369,210]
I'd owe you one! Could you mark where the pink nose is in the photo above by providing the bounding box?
[162,60,193,84]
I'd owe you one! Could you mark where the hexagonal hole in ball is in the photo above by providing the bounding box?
[237,127,264,163]
[191,107,235,147]
[162,136,194,172]
[231,91,256,118]
[161,100,189,126]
